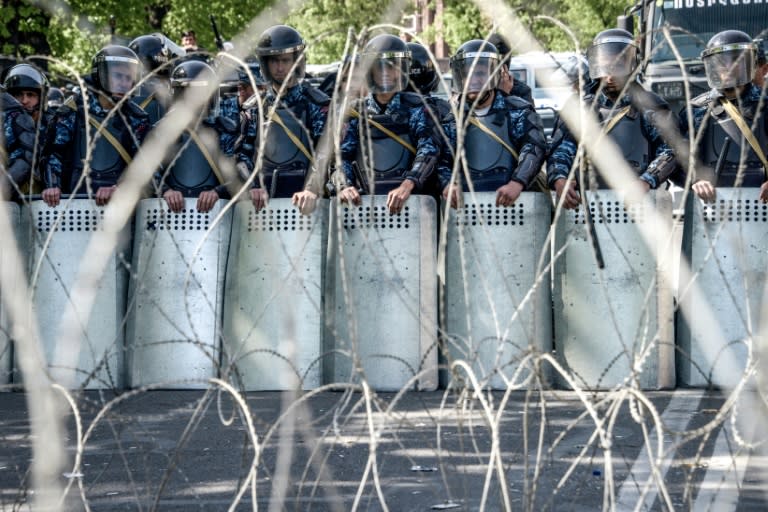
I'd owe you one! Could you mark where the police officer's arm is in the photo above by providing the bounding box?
[638,105,680,190]
[41,107,76,207]
[509,103,548,188]
[387,105,440,213]
[7,111,36,189]
[678,106,717,202]
[547,115,581,209]
[232,106,269,210]
[338,115,362,205]
[291,91,331,214]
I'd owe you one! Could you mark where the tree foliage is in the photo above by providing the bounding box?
[1,0,630,75]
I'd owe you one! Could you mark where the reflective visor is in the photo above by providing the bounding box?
[452,52,500,94]
[587,40,637,79]
[702,44,755,90]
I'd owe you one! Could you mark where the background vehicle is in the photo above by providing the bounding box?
[622,0,768,114]
[509,52,576,139]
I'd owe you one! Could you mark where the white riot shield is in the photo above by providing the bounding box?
[222,199,328,390]
[325,195,438,391]
[677,189,767,387]
[26,199,130,389]
[126,199,231,389]
[552,190,675,390]
[442,192,552,389]
[1,202,23,387]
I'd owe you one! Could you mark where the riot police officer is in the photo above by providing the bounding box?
[441,39,546,208]
[41,45,150,207]
[682,30,768,202]
[550,29,678,206]
[235,25,329,214]
[406,41,455,199]
[3,62,51,194]
[128,33,186,125]
[156,60,238,213]
[1,86,35,200]
[337,34,440,214]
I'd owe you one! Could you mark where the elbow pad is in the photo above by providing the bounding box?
[405,154,438,191]
[644,152,677,189]
[512,144,547,189]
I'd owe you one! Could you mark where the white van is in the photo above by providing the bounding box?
[508,51,578,139]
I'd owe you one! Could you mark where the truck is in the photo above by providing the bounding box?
[621,0,768,114]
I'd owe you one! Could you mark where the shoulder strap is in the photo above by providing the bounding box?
[185,128,226,184]
[268,111,314,162]
[87,116,131,165]
[139,92,156,110]
[603,105,632,135]
[720,98,768,173]
[348,109,416,154]
[467,115,518,160]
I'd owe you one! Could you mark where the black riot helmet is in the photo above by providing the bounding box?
[239,59,267,87]
[128,33,186,78]
[702,30,756,91]
[362,34,411,94]
[47,87,64,109]
[406,42,438,95]
[587,28,638,80]
[3,63,48,112]
[91,45,141,97]
[450,39,501,95]
[170,60,220,117]
[256,25,306,85]
[487,33,511,67]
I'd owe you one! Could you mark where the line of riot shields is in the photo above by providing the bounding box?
[1,25,767,393]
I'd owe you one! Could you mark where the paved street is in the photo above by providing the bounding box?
[1,388,767,511]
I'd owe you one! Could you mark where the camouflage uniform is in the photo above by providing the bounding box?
[339,91,440,194]
[43,87,150,192]
[235,82,328,196]
[680,83,768,187]
[1,92,36,197]
[439,91,546,191]
[547,82,677,190]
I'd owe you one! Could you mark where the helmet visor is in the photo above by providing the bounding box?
[703,46,755,90]
[451,53,500,94]
[367,55,409,93]
[587,41,636,79]
[99,56,140,95]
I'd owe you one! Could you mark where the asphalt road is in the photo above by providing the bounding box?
[1,388,767,511]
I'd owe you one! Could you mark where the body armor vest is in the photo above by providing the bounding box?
[589,106,649,189]
[262,106,311,198]
[464,113,516,191]
[164,128,220,196]
[702,108,768,187]
[356,111,414,195]
[72,107,131,191]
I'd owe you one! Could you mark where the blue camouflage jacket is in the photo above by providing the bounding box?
[439,90,546,190]
[1,92,36,192]
[547,83,676,189]
[234,82,329,182]
[43,90,150,190]
[340,91,440,191]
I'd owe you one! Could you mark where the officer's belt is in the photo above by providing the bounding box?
[185,128,226,185]
[348,109,416,155]
[268,112,314,163]
[719,98,768,174]
[88,117,132,165]
[467,115,519,160]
